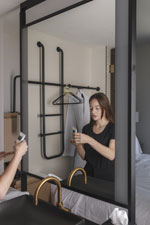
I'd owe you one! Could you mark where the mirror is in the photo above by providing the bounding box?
[135,1,150,224]
[23,0,116,203]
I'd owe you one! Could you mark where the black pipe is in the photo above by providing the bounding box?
[40,131,62,137]
[57,46,65,156]
[13,75,21,113]
[28,80,100,91]
[39,113,62,117]
[37,41,46,159]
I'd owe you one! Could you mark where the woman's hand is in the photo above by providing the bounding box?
[14,140,28,159]
[72,132,90,145]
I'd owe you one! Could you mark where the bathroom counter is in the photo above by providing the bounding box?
[0,195,84,225]
[61,175,114,200]
[0,194,99,225]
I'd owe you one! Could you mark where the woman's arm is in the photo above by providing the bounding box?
[0,140,27,200]
[75,144,85,160]
[0,151,14,160]
[73,133,115,161]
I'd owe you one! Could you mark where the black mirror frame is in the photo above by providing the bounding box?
[20,0,136,224]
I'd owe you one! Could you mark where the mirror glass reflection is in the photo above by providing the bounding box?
[26,0,115,201]
[136,1,150,223]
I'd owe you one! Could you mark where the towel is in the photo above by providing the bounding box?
[109,208,128,225]
[64,90,90,168]
[48,173,62,181]
[0,187,29,203]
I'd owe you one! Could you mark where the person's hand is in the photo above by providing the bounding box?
[70,138,82,148]
[72,133,90,145]
[14,140,28,159]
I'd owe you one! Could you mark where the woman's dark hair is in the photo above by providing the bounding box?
[89,92,114,124]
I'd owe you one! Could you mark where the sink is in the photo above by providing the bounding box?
[61,175,114,200]
[0,195,85,225]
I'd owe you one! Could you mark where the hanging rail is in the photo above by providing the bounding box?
[28,80,100,91]
[35,42,100,160]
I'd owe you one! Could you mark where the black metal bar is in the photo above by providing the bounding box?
[40,131,62,137]
[57,47,65,156]
[21,172,27,192]
[20,6,27,191]
[22,0,93,28]
[20,0,46,11]
[128,0,136,224]
[37,41,46,159]
[28,80,100,91]
[39,114,62,117]
[13,75,21,113]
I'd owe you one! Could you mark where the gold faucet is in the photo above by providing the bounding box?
[34,176,70,212]
[67,167,87,187]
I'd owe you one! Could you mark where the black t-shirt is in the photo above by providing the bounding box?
[82,122,115,182]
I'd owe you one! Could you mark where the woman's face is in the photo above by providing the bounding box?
[90,99,102,121]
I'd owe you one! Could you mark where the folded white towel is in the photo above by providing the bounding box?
[48,173,62,181]
[109,208,128,225]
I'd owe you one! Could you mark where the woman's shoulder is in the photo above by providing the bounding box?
[109,122,115,128]
[107,122,115,138]
[82,123,91,132]
[104,122,115,133]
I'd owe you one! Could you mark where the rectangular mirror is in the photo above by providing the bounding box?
[22,0,117,205]
[21,1,135,218]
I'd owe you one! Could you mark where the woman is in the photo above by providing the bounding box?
[72,92,115,181]
[0,140,27,200]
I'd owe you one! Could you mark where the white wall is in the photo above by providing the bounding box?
[0,8,20,173]
[27,28,106,178]
[3,8,20,113]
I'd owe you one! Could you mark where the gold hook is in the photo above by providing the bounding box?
[34,176,70,212]
[64,85,70,95]
[67,167,87,187]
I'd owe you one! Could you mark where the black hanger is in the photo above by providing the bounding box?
[52,85,82,105]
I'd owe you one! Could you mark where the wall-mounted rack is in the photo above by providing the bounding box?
[28,42,100,160]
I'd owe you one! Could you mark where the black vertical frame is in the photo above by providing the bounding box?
[20,7,27,191]
[128,0,136,224]
[20,0,136,224]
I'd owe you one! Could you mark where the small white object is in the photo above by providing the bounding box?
[72,127,77,133]
[48,173,62,181]
[16,132,26,143]
[109,208,128,225]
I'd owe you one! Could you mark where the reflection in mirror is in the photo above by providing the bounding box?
[25,0,115,204]
[136,0,150,224]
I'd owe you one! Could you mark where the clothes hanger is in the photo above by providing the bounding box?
[52,85,82,105]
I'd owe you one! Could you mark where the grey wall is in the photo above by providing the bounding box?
[136,43,150,153]
[115,0,129,205]
[0,19,4,173]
